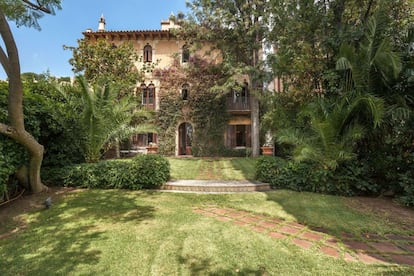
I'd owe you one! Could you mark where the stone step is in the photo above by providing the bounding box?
[160,180,271,193]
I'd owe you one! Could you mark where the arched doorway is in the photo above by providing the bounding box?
[178,122,193,155]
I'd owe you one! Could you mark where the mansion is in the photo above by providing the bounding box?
[83,16,278,156]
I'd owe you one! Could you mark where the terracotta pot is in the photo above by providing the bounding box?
[261,146,273,156]
[146,146,158,154]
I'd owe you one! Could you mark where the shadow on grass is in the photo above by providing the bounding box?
[58,189,156,223]
[0,189,155,275]
[264,190,414,270]
[178,255,267,275]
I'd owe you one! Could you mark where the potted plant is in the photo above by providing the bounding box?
[261,144,274,156]
[261,132,274,156]
[146,142,158,154]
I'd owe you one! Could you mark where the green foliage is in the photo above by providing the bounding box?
[0,137,25,200]
[59,77,152,163]
[43,154,170,190]
[23,79,85,166]
[336,6,402,96]
[65,38,140,95]
[272,93,384,169]
[156,56,230,156]
[399,171,414,206]
[267,0,411,96]
[256,156,377,196]
[0,0,62,30]
[396,152,414,206]
[0,81,30,192]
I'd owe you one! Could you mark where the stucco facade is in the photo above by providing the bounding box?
[83,16,255,156]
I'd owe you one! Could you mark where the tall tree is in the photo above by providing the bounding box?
[0,0,61,193]
[183,0,270,156]
[267,0,411,98]
[64,38,141,96]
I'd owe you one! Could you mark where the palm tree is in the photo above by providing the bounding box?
[335,5,402,97]
[277,4,399,169]
[277,93,384,169]
[60,77,155,163]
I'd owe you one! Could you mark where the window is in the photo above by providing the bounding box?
[182,83,189,100]
[236,125,247,147]
[147,83,155,104]
[226,124,251,148]
[141,82,155,105]
[182,44,190,63]
[133,133,157,147]
[143,44,152,62]
[141,83,147,104]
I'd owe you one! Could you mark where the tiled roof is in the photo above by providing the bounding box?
[83,29,175,40]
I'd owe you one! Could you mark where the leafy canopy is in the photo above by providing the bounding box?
[65,38,141,95]
[0,0,61,29]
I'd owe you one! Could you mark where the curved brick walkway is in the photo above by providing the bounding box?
[193,206,414,266]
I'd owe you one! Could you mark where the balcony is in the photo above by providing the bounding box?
[226,97,250,113]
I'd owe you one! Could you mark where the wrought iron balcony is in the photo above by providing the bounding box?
[226,97,250,112]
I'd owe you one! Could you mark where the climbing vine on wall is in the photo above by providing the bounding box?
[156,55,230,156]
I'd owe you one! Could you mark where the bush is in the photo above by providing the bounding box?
[255,156,287,185]
[43,154,170,190]
[399,171,414,206]
[256,156,377,196]
[397,152,414,206]
[129,154,170,188]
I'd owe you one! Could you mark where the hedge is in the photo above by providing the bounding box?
[42,154,170,190]
[256,156,377,196]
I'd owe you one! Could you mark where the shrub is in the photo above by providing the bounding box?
[42,154,170,190]
[256,156,377,196]
[255,156,287,186]
[398,171,414,206]
[397,152,414,206]
[129,154,170,188]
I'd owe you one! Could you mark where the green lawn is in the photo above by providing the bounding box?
[168,157,256,180]
[1,189,413,275]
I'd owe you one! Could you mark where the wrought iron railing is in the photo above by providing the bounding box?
[226,97,250,111]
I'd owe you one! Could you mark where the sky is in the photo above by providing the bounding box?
[0,0,188,80]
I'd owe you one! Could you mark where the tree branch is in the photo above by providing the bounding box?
[21,0,51,14]
[0,46,9,77]
[0,122,15,137]
[363,0,375,24]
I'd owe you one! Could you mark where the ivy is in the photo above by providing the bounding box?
[156,56,230,156]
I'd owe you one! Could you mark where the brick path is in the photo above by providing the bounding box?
[193,206,414,266]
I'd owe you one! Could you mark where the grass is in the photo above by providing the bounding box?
[168,157,256,180]
[1,189,413,275]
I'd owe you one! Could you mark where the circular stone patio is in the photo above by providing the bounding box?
[160,180,271,193]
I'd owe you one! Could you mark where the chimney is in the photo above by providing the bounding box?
[98,14,106,32]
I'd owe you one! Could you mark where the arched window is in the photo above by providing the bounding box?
[141,83,148,103]
[143,44,152,62]
[147,83,155,104]
[182,83,189,100]
[182,44,190,63]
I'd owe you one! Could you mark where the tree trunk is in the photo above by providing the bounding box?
[251,94,260,157]
[0,10,47,193]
